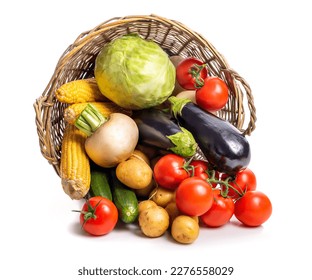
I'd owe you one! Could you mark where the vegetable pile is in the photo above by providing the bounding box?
[56,34,272,244]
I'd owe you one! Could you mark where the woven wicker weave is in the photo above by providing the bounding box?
[34,14,256,176]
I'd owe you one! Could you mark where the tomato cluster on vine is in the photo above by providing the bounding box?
[153,153,272,228]
[176,57,229,112]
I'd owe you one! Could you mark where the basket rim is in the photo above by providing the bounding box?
[55,14,232,76]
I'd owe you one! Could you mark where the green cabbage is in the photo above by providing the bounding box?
[94,34,175,109]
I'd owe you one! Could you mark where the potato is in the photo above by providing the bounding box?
[116,155,153,189]
[138,200,157,213]
[165,201,181,226]
[135,179,156,198]
[192,216,199,224]
[171,189,177,202]
[131,149,150,165]
[171,215,200,244]
[139,206,169,237]
[150,186,175,208]
[165,201,198,226]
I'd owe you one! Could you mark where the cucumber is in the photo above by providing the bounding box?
[90,170,113,201]
[109,170,139,223]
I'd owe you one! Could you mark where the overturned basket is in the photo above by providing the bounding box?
[34,14,256,177]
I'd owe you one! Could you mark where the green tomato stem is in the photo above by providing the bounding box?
[72,198,103,229]
[181,155,196,176]
[189,63,207,88]
[75,103,107,136]
[206,171,243,199]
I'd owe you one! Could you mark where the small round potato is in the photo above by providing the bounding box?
[116,157,153,189]
[165,202,198,226]
[171,215,200,244]
[139,206,169,238]
[138,200,157,213]
[165,201,181,226]
[150,187,175,208]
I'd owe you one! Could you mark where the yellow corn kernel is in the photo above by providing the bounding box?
[64,102,132,125]
[60,124,90,199]
[55,78,108,104]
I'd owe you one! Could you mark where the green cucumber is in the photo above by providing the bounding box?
[90,170,113,201]
[110,170,139,223]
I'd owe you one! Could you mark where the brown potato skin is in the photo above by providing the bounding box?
[116,157,153,189]
[139,206,169,238]
[165,201,181,226]
[150,187,175,208]
[135,179,155,198]
[171,215,200,244]
[131,149,150,165]
[165,202,199,226]
[138,200,157,213]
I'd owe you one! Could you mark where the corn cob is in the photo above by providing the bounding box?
[64,102,132,125]
[55,78,108,103]
[60,124,90,200]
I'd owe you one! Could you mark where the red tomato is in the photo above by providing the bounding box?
[176,57,208,90]
[234,191,272,227]
[228,168,257,199]
[200,189,235,227]
[189,160,209,180]
[153,154,190,189]
[79,196,118,236]
[175,177,214,216]
[196,76,229,112]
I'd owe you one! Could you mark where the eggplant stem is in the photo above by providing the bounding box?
[167,127,197,157]
[168,96,192,119]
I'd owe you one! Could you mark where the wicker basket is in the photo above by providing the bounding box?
[34,14,256,177]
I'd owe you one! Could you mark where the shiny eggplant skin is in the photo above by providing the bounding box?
[133,108,197,157]
[170,97,251,175]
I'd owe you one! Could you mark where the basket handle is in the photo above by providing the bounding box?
[224,68,257,136]
[33,96,61,176]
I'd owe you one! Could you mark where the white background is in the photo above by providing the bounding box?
[1,0,311,279]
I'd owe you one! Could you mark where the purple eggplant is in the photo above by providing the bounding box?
[169,96,251,175]
[133,108,197,157]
